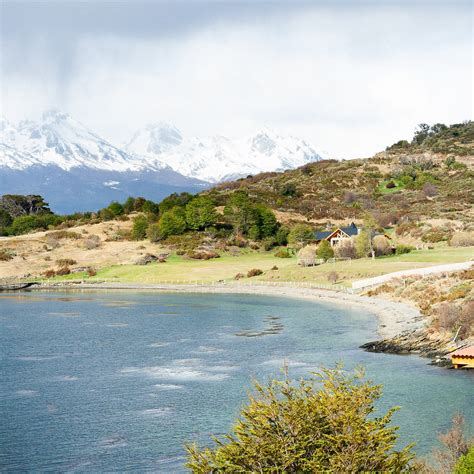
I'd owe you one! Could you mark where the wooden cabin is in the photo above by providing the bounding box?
[315,222,359,247]
[450,346,474,369]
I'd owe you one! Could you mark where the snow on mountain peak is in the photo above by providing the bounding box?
[126,124,323,182]
[1,110,324,182]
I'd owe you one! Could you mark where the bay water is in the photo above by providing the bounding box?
[1,291,472,471]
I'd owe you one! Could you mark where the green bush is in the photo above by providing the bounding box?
[131,215,149,240]
[454,446,474,474]
[185,196,217,230]
[147,223,161,242]
[316,240,334,260]
[274,248,291,258]
[395,244,415,255]
[186,366,414,472]
[159,207,187,239]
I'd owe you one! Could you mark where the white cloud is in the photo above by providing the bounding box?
[1,3,472,158]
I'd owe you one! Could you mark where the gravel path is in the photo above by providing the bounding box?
[352,260,474,290]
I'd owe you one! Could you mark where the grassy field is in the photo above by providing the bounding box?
[49,245,474,286]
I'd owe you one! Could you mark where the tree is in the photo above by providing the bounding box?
[287,224,314,248]
[159,192,193,214]
[123,197,136,214]
[224,191,258,236]
[257,205,278,238]
[142,200,160,215]
[107,201,124,217]
[131,215,148,240]
[99,207,115,221]
[360,213,378,259]
[185,196,217,230]
[159,207,187,238]
[147,223,161,242]
[317,240,334,261]
[0,209,13,235]
[186,366,414,472]
[275,226,290,246]
[355,230,371,258]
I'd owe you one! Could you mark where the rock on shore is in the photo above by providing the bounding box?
[360,329,458,367]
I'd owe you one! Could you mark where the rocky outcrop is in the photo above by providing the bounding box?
[360,329,455,367]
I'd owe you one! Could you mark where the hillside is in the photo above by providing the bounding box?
[208,122,473,226]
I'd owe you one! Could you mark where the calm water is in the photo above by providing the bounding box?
[0,291,472,472]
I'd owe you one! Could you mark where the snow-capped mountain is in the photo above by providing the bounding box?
[0,109,324,212]
[0,111,207,213]
[125,124,323,182]
[0,110,168,172]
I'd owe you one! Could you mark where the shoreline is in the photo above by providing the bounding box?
[32,282,424,339]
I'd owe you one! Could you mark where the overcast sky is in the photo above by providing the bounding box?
[1,0,472,158]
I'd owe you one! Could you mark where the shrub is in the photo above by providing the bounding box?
[395,244,415,255]
[449,231,474,247]
[422,227,451,243]
[327,271,339,283]
[334,239,357,259]
[47,230,81,240]
[147,223,161,243]
[261,237,276,251]
[56,258,77,267]
[435,301,474,339]
[55,266,71,276]
[186,366,414,472]
[234,272,245,280]
[131,215,149,240]
[316,240,334,261]
[275,226,290,246]
[187,250,220,260]
[297,246,316,267]
[0,248,15,261]
[274,249,291,258]
[373,236,392,256]
[247,268,263,277]
[271,265,278,270]
[83,235,101,250]
[433,414,472,474]
[343,191,358,203]
[422,182,438,197]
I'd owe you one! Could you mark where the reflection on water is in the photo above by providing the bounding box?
[1,291,473,472]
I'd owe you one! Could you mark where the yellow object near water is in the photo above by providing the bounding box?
[450,346,474,369]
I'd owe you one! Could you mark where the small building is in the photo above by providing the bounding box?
[450,346,474,369]
[315,222,360,247]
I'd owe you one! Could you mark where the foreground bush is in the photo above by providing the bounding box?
[186,366,414,473]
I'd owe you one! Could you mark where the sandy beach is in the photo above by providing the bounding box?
[34,282,424,339]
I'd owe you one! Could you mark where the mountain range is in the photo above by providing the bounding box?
[0,109,323,213]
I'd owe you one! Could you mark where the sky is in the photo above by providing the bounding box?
[1,0,472,158]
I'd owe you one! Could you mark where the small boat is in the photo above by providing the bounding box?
[0,282,37,292]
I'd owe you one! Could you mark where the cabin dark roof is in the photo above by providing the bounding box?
[315,222,358,241]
